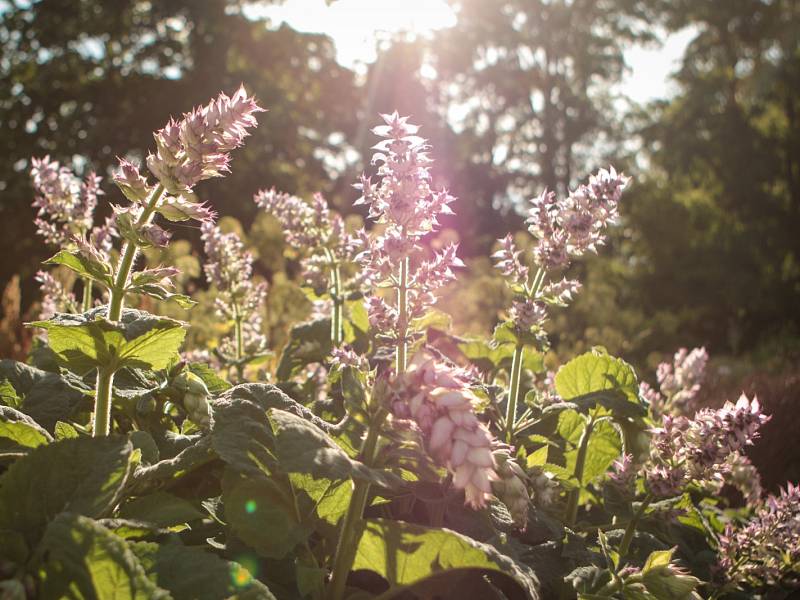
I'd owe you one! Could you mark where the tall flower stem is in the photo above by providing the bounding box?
[108,183,165,321]
[505,342,525,442]
[565,415,597,526]
[81,279,93,312]
[92,183,165,437]
[326,411,386,600]
[396,255,409,374]
[330,258,343,346]
[327,252,409,600]
[232,300,244,380]
[618,493,653,558]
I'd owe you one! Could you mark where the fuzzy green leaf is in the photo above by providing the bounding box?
[352,519,538,599]
[0,379,21,408]
[0,436,132,547]
[131,539,276,599]
[276,318,332,381]
[269,408,401,489]
[37,513,169,599]
[0,360,89,430]
[0,406,51,452]
[565,420,622,485]
[31,311,186,374]
[555,350,639,403]
[222,469,309,559]
[44,250,113,288]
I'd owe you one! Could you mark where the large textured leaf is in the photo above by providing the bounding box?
[0,436,132,547]
[128,436,214,496]
[0,406,52,453]
[116,320,187,371]
[222,469,309,559]
[352,519,539,599]
[0,360,89,430]
[555,351,648,458]
[32,310,186,374]
[118,492,204,527]
[291,474,352,527]
[211,387,399,488]
[269,409,400,488]
[132,540,275,599]
[211,383,345,476]
[37,513,168,600]
[0,378,21,408]
[555,351,639,403]
[188,362,231,394]
[31,317,125,374]
[276,318,332,380]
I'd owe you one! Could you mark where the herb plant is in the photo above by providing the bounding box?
[0,92,796,600]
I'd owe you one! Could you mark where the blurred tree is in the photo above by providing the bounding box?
[617,0,800,354]
[420,0,656,252]
[0,0,360,305]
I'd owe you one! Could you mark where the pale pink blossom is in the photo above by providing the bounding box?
[391,353,498,509]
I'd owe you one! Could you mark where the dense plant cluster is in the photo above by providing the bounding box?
[0,90,797,600]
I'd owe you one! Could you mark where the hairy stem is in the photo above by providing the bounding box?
[327,246,406,598]
[618,493,653,558]
[81,278,93,312]
[92,183,165,437]
[565,416,596,526]
[326,414,385,600]
[331,262,343,346]
[91,367,115,438]
[505,342,525,442]
[396,255,409,374]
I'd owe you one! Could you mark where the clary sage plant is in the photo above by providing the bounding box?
[0,92,795,600]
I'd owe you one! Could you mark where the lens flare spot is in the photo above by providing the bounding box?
[231,555,259,588]
[245,499,257,514]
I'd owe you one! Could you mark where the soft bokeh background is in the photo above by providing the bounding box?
[1,0,798,482]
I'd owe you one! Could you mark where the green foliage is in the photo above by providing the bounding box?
[0,406,52,453]
[276,318,333,381]
[0,360,89,430]
[44,250,114,290]
[555,350,639,405]
[352,519,538,599]
[131,541,275,600]
[0,436,132,546]
[37,513,169,600]
[32,311,186,375]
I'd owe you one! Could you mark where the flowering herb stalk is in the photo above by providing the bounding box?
[615,393,769,560]
[327,113,461,600]
[254,189,367,346]
[85,87,262,436]
[29,156,113,316]
[201,222,268,377]
[493,167,629,442]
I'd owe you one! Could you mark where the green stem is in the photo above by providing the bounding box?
[326,247,406,598]
[505,342,525,442]
[565,416,596,526]
[326,415,385,600]
[93,183,165,437]
[81,278,93,312]
[92,367,115,438]
[618,493,653,559]
[331,262,343,346]
[396,255,409,374]
[108,183,165,321]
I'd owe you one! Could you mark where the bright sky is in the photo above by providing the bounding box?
[253,0,692,104]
